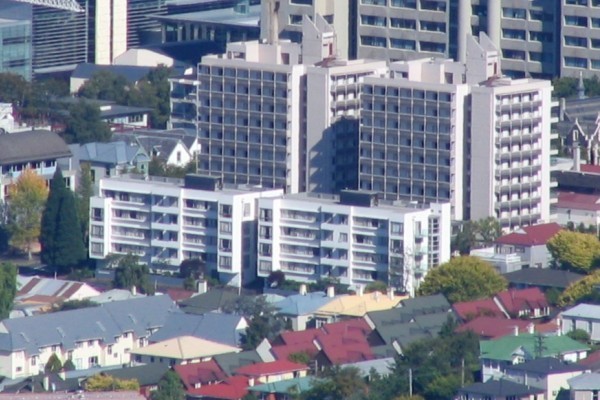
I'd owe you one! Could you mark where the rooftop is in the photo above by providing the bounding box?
[456,317,532,339]
[131,335,240,359]
[453,298,507,321]
[248,376,315,395]
[480,333,590,362]
[458,379,544,397]
[495,288,549,315]
[273,292,335,316]
[561,303,600,319]
[505,357,586,375]
[568,372,600,390]
[557,191,600,211]
[235,360,308,377]
[503,268,585,290]
[496,223,562,247]
[0,131,72,166]
[174,359,227,389]
[314,292,404,317]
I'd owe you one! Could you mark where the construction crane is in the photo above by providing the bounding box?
[8,0,84,12]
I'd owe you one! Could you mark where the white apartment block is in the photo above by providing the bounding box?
[89,174,283,287]
[256,190,451,295]
[470,51,555,229]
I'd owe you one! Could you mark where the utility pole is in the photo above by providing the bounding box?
[409,368,413,397]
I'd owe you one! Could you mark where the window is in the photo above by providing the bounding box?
[503,29,526,40]
[565,57,588,68]
[391,0,416,8]
[390,38,416,50]
[260,208,272,222]
[565,15,588,27]
[565,36,588,47]
[503,8,526,19]
[390,18,416,29]
[92,208,103,221]
[361,15,386,26]
[391,222,404,234]
[361,36,387,47]
[220,222,232,233]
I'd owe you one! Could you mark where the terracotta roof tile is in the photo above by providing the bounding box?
[453,299,507,321]
[496,223,562,246]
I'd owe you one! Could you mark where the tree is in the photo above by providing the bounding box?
[551,77,578,99]
[547,230,600,273]
[40,168,86,273]
[53,298,99,312]
[476,217,502,247]
[365,280,388,294]
[86,373,140,392]
[77,163,94,244]
[78,70,130,103]
[63,100,112,144]
[179,258,205,279]
[0,72,29,105]
[63,359,76,371]
[559,269,600,306]
[567,329,591,343]
[7,169,48,259]
[303,366,367,400]
[418,256,507,303]
[288,351,312,364]
[0,262,17,319]
[113,254,153,294]
[267,270,286,288]
[151,370,185,400]
[45,353,63,373]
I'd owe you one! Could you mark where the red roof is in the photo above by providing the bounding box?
[271,342,319,361]
[320,339,374,364]
[557,191,600,212]
[188,376,249,400]
[174,360,226,390]
[579,349,600,367]
[322,318,373,336]
[456,317,532,339]
[166,288,196,302]
[235,360,308,377]
[495,223,562,247]
[453,298,507,321]
[581,164,600,174]
[278,328,322,346]
[495,288,549,316]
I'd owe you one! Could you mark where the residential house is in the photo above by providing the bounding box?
[99,103,152,131]
[457,317,534,340]
[315,333,375,367]
[92,363,170,398]
[312,290,405,321]
[341,357,395,378]
[247,376,315,400]
[0,130,74,201]
[188,375,249,400]
[503,269,584,292]
[149,311,248,347]
[174,359,228,392]
[272,290,337,331]
[469,247,523,274]
[0,295,177,379]
[502,357,587,400]
[561,304,600,343]
[235,360,309,385]
[76,141,150,193]
[213,350,274,376]
[131,336,240,366]
[89,289,146,304]
[453,298,508,322]
[178,288,246,315]
[480,334,590,382]
[455,379,545,400]
[12,276,101,317]
[0,393,146,400]
[494,223,562,269]
[556,192,600,230]
[364,294,454,357]
[568,372,600,400]
[495,288,550,319]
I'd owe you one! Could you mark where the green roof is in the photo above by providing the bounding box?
[248,376,316,395]
[480,334,590,362]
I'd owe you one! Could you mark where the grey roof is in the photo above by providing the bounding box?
[120,128,198,149]
[149,312,245,347]
[78,141,149,166]
[213,349,263,376]
[399,294,451,315]
[504,269,585,290]
[458,379,544,397]
[0,295,178,355]
[71,63,152,83]
[0,131,72,166]
[341,357,395,377]
[505,357,587,375]
[101,363,169,386]
[568,372,600,390]
[178,288,244,314]
[113,131,189,163]
[561,303,600,319]
[273,292,332,316]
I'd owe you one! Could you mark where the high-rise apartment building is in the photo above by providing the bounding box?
[89,174,283,287]
[256,191,451,295]
[0,2,32,80]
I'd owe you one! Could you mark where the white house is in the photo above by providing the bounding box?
[560,304,600,342]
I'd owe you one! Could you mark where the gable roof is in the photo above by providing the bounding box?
[213,350,265,376]
[503,268,585,290]
[188,375,249,400]
[453,298,507,321]
[0,295,177,355]
[101,363,170,387]
[561,303,600,319]
[495,288,548,315]
[174,360,227,389]
[273,292,334,316]
[0,131,72,166]
[149,312,245,347]
[78,141,149,166]
[235,360,308,377]
[480,333,590,362]
[505,357,586,375]
[568,372,600,390]
[458,379,544,397]
[456,317,533,339]
[131,335,240,360]
[16,276,100,303]
[557,191,600,211]
[178,288,243,314]
[495,223,562,246]
[248,376,315,395]
[315,292,404,317]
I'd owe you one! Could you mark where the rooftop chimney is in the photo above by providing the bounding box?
[326,286,335,298]
[299,284,307,296]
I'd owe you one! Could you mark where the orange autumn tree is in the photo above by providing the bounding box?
[7,169,48,259]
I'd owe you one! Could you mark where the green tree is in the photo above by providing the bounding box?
[63,100,112,144]
[86,373,140,391]
[78,70,129,103]
[452,221,476,255]
[113,254,153,294]
[53,298,99,312]
[45,353,63,373]
[288,351,311,364]
[418,256,507,303]
[547,230,600,273]
[551,77,578,99]
[0,262,17,319]
[365,280,388,293]
[303,366,367,400]
[63,359,76,371]
[0,72,29,105]
[567,329,590,343]
[7,169,48,259]
[267,270,286,288]
[151,370,185,400]
[476,217,502,247]
[77,163,94,244]
[179,258,205,279]
[40,168,86,273]
[559,269,600,306]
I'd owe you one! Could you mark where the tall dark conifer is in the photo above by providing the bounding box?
[54,191,86,271]
[40,168,67,266]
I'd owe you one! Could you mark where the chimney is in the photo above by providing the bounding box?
[197,280,208,295]
[527,323,534,334]
[131,286,137,296]
[357,285,364,297]
[42,375,50,392]
[513,325,519,336]
[574,144,581,172]
[326,286,335,298]
[299,284,307,296]
[388,289,395,301]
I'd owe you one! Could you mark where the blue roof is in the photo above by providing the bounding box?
[0,295,178,355]
[71,63,152,83]
[273,292,333,316]
[78,141,149,166]
[149,312,245,347]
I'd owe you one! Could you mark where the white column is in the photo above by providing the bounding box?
[457,0,472,62]
[487,0,501,51]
